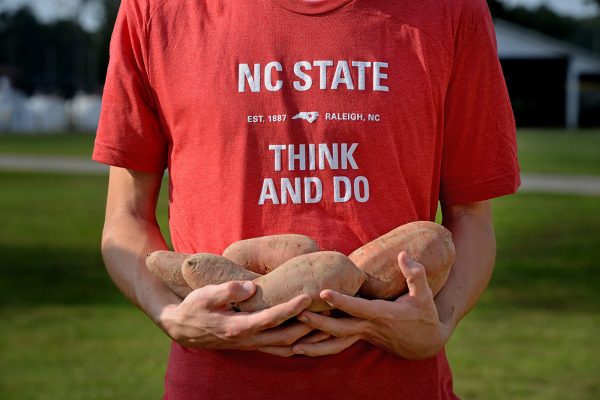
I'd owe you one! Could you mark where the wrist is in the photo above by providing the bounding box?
[155,303,182,339]
[135,270,183,325]
[434,289,460,326]
[156,302,178,327]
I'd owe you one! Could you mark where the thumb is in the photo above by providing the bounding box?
[397,251,430,299]
[203,281,256,308]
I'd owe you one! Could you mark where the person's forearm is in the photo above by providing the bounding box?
[289,203,498,358]
[101,213,181,324]
[435,203,496,329]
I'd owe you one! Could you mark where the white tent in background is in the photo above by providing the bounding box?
[67,92,102,132]
[26,94,68,133]
[0,76,34,133]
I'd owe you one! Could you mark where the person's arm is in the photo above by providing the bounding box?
[434,200,495,331]
[102,166,313,356]
[290,200,495,358]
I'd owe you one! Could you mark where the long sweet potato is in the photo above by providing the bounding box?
[182,253,261,289]
[146,250,193,298]
[350,221,455,299]
[234,251,367,313]
[222,234,320,274]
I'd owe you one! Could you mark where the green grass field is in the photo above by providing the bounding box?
[516,129,600,175]
[0,134,96,158]
[0,131,599,399]
[0,172,170,399]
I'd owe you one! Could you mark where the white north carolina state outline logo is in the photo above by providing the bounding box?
[292,112,319,123]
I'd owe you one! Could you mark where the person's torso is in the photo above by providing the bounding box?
[145,1,461,398]
[146,0,456,255]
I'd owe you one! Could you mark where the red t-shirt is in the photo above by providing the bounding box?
[93,0,520,398]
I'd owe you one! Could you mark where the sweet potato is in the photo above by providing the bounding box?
[234,251,367,313]
[350,221,455,300]
[146,250,193,298]
[182,253,261,289]
[222,234,320,274]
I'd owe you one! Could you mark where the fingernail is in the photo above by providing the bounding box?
[297,315,308,322]
[321,294,333,305]
[242,281,254,292]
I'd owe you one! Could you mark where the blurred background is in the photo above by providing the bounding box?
[0,0,599,399]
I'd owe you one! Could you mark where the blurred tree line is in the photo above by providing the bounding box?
[0,0,119,97]
[487,0,600,54]
[0,0,598,97]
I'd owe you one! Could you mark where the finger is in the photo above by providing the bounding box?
[236,294,312,333]
[319,289,379,320]
[201,281,256,308]
[296,331,332,344]
[297,311,364,337]
[258,346,295,358]
[251,321,313,347]
[293,335,361,357]
[397,252,431,299]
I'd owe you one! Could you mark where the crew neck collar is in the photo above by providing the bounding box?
[270,0,355,15]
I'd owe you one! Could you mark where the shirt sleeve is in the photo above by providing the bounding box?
[440,1,520,205]
[92,0,167,173]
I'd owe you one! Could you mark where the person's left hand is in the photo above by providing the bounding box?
[292,252,454,359]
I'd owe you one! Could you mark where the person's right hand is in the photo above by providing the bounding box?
[157,281,313,357]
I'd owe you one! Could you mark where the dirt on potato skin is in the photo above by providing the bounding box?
[146,250,193,299]
[222,234,320,274]
[182,253,261,289]
[235,251,367,313]
[350,221,455,299]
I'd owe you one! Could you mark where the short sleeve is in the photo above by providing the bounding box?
[92,0,167,173]
[440,1,520,205]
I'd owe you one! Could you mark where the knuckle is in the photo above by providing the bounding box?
[186,289,209,306]
[410,266,426,280]
[222,281,239,296]
[192,296,210,309]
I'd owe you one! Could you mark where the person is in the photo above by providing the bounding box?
[92,0,520,398]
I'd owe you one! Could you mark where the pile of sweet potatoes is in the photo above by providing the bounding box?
[146,221,456,311]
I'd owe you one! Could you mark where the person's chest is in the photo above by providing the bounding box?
[145,0,453,146]
[152,0,457,252]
